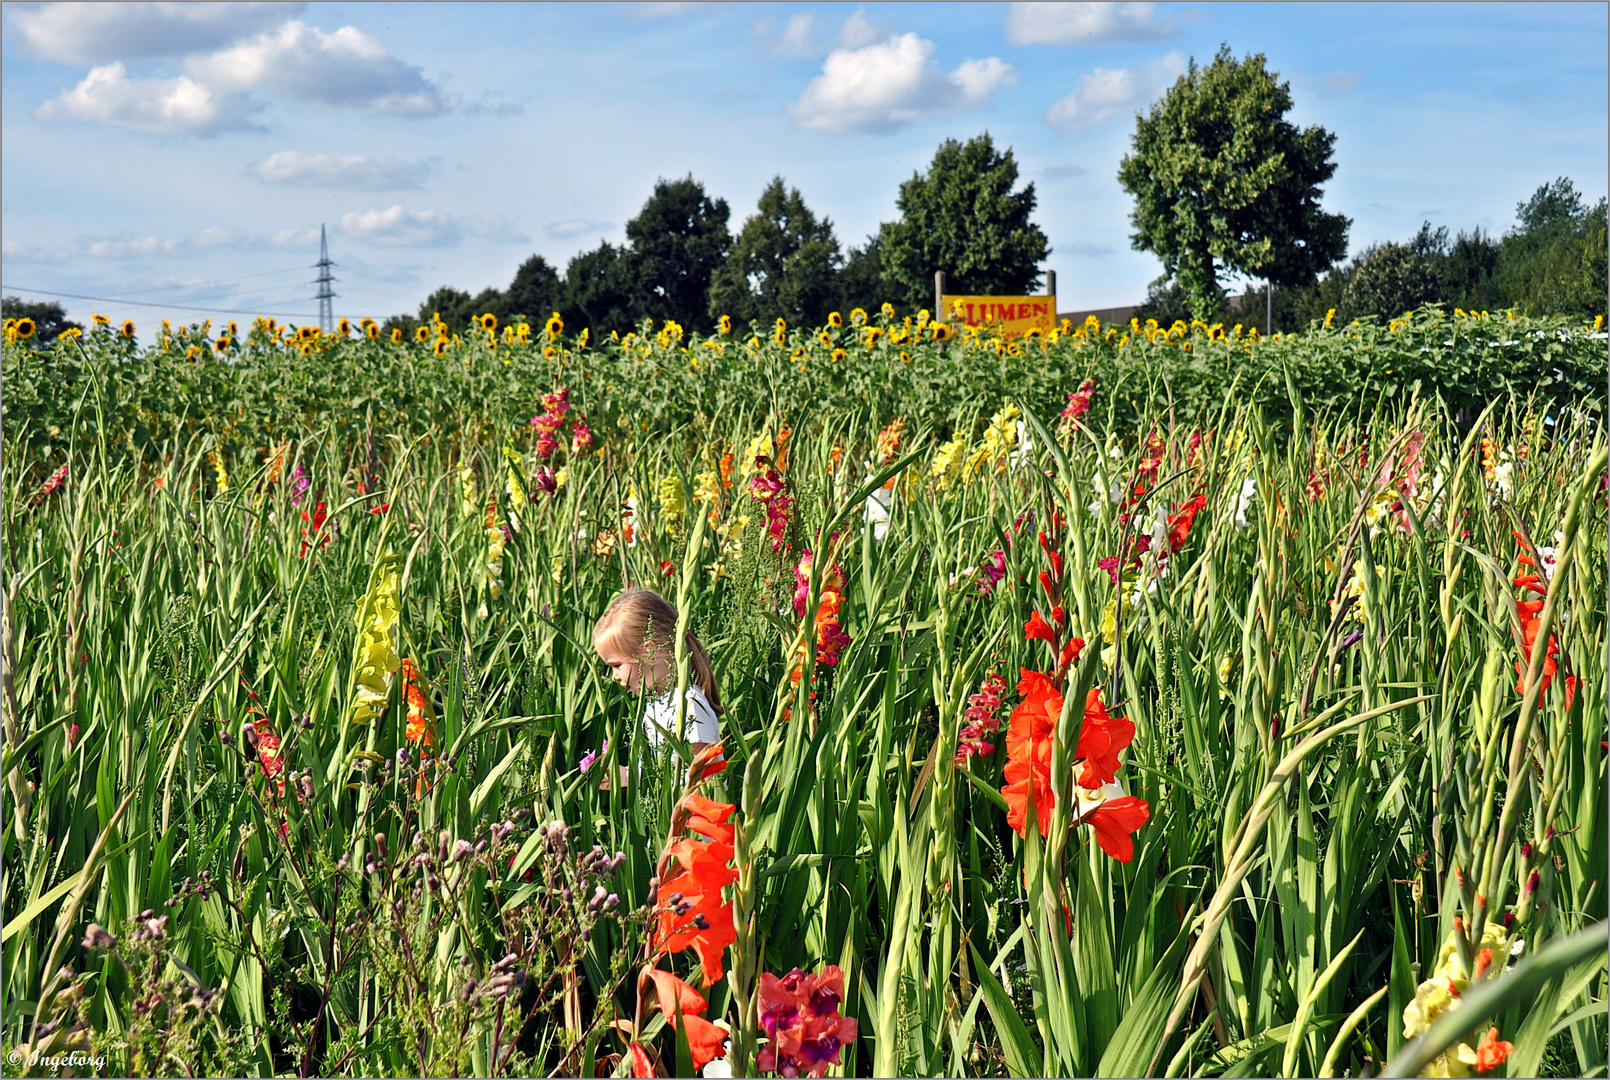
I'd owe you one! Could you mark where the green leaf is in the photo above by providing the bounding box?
[970,939,1042,1079]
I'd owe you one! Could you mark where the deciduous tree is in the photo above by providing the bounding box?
[707,178,841,329]
[1118,45,1349,321]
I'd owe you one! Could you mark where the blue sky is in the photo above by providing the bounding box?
[2,1,1605,333]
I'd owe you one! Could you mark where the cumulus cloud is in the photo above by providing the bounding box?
[33,15,453,135]
[790,32,1015,134]
[835,7,895,48]
[9,2,302,64]
[187,20,454,115]
[33,61,258,135]
[250,150,436,190]
[545,220,614,240]
[1044,50,1185,135]
[339,205,525,247]
[1005,2,1175,46]
[272,227,321,247]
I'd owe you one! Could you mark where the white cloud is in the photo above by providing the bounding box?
[777,13,818,58]
[836,7,894,49]
[1005,2,1175,46]
[272,227,321,247]
[1,238,71,263]
[790,33,1015,134]
[33,61,256,135]
[338,206,526,247]
[81,226,253,258]
[1316,70,1364,98]
[33,17,454,134]
[1044,51,1185,135]
[250,151,435,190]
[545,220,614,239]
[187,20,454,116]
[9,2,302,64]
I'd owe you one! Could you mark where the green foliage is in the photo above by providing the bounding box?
[504,254,563,324]
[624,175,732,334]
[880,133,1050,311]
[707,177,843,329]
[1118,45,1350,320]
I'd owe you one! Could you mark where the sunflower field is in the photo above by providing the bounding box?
[1,305,1606,1079]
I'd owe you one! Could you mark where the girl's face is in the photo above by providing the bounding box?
[597,642,670,695]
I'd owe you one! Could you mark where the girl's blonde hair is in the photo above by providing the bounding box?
[592,588,723,716]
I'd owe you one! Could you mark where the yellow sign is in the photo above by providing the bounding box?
[942,295,1057,337]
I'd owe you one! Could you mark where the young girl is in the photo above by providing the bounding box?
[591,588,723,754]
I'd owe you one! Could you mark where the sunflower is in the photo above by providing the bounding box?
[933,324,951,341]
[390,328,404,344]
[298,325,318,342]
[864,327,883,346]
[415,325,431,342]
[186,345,201,360]
[577,327,589,348]
[92,313,110,326]
[367,323,380,339]
[516,323,530,343]
[360,316,376,331]
[828,311,843,329]
[215,336,231,352]
[434,338,450,357]
[299,343,313,356]
[817,331,832,347]
[880,302,895,320]
[479,312,497,332]
[337,317,351,335]
[790,346,807,363]
[831,348,847,362]
[227,321,239,338]
[14,317,36,340]
[899,350,911,363]
[718,314,732,335]
[774,317,787,344]
[542,345,556,360]
[850,307,868,326]
[545,312,564,339]
[121,320,136,338]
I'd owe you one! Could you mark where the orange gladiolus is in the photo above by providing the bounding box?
[655,800,739,986]
[1473,1027,1514,1074]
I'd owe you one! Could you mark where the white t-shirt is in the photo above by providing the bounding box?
[642,686,721,746]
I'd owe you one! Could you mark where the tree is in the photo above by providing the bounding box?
[505,254,561,324]
[1342,242,1441,322]
[625,176,730,331]
[559,241,637,337]
[880,133,1049,313]
[838,235,900,317]
[1118,45,1350,321]
[1,297,81,344]
[1493,178,1608,317]
[707,178,842,329]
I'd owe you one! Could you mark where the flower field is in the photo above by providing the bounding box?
[2,307,1606,1078]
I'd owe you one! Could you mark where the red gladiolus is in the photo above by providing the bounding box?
[1024,610,1056,651]
[299,501,333,557]
[645,968,728,1068]
[1073,687,1134,789]
[1081,795,1150,862]
[1003,669,1059,837]
[629,1042,656,1078]
[1164,493,1206,553]
[243,704,285,797]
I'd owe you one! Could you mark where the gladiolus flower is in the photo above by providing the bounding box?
[756,966,858,1079]
[1474,1027,1514,1074]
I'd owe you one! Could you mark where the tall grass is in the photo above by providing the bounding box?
[2,327,1605,1076]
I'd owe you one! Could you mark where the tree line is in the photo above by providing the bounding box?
[382,133,1049,339]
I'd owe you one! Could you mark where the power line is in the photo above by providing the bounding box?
[2,284,318,319]
[94,265,313,297]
